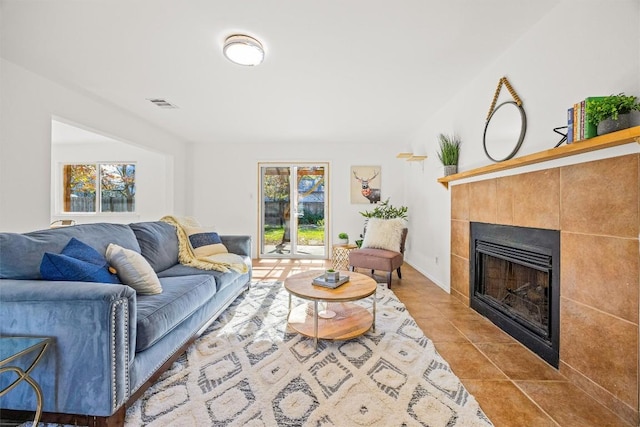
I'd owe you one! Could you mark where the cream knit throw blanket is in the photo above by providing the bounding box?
[160,215,248,274]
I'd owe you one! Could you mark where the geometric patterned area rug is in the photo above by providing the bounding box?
[124,281,493,427]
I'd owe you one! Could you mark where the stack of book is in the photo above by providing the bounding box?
[567,96,604,143]
[312,274,350,289]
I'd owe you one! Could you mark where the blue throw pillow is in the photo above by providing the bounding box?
[61,237,108,265]
[40,238,120,284]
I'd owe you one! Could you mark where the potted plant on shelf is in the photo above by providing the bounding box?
[585,93,640,136]
[437,133,461,176]
[337,232,349,244]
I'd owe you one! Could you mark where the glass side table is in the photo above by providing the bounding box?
[0,336,52,427]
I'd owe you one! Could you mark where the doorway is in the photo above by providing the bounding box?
[259,163,328,258]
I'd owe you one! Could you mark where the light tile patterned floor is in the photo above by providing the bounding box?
[252,258,633,427]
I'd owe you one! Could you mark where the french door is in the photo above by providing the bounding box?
[259,163,328,258]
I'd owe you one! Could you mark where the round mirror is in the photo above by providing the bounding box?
[483,101,527,162]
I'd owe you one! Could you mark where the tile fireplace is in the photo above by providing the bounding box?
[449,153,639,425]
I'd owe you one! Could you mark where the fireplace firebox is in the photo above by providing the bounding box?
[470,222,560,367]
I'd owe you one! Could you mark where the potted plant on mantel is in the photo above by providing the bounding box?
[437,133,461,176]
[585,93,640,136]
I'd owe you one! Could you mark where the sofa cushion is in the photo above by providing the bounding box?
[157,258,251,292]
[135,275,217,351]
[129,221,179,273]
[1,223,140,280]
[106,243,163,295]
[349,247,404,271]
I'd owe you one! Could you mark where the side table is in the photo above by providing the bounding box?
[332,244,358,271]
[0,336,52,427]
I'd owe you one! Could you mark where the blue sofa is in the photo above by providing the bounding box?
[0,221,252,426]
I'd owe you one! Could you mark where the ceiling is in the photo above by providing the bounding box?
[1,0,560,146]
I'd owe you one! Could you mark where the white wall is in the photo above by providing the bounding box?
[0,59,189,232]
[189,141,407,258]
[51,138,171,224]
[406,0,640,291]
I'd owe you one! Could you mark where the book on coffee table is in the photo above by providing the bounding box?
[312,275,350,289]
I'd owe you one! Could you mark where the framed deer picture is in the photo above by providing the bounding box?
[351,165,381,204]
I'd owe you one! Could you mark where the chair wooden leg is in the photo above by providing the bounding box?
[397,267,402,279]
[386,272,392,289]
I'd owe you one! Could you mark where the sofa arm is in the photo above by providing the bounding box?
[0,279,136,417]
[220,235,252,258]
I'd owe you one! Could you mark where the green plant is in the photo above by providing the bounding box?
[436,133,461,166]
[338,232,349,239]
[359,198,408,220]
[326,269,335,273]
[585,93,640,126]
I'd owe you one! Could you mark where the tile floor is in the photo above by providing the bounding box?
[252,258,633,427]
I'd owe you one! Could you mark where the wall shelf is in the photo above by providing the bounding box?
[397,153,427,162]
[407,155,427,161]
[437,126,640,189]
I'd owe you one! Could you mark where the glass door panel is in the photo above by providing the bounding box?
[260,163,327,258]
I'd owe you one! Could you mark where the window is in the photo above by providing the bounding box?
[62,163,136,213]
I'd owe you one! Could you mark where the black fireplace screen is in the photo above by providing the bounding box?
[477,247,550,337]
[470,223,560,367]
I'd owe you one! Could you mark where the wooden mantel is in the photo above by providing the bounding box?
[438,126,640,189]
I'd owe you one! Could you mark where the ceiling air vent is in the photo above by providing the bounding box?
[147,98,179,109]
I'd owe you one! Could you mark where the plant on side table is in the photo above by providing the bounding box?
[437,133,462,176]
[585,93,640,136]
[337,232,349,244]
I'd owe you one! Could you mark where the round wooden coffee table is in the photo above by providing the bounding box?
[284,270,377,348]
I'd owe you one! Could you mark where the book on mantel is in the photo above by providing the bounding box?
[312,275,350,289]
[569,96,605,142]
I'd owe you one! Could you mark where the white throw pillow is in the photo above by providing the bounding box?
[106,243,163,295]
[361,217,405,252]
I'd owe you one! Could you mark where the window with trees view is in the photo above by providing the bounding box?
[63,163,136,213]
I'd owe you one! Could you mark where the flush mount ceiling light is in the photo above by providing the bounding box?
[223,34,264,66]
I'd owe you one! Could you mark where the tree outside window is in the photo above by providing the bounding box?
[63,163,136,213]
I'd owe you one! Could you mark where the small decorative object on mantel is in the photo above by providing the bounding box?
[552,125,568,148]
[584,93,640,136]
[436,133,461,176]
[483,76,527,162]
